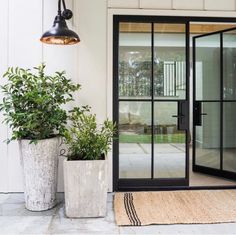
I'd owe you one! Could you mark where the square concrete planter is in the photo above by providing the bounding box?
[63,158,108,218]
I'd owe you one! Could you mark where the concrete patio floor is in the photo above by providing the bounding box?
[0,193,236,234]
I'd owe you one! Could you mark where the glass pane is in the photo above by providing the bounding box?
[223,102,236,172]
[119,23,151,99]
[119,101,151,178]
[154,24,186,99]
[154,102,186,178]
[223,30,236,100]
[195,102,220,169]
[195,34,220,101]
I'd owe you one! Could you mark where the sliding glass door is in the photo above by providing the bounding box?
[193,27,236,180]
[113,17,189,190]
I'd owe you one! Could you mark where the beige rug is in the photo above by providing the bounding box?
[114,190,236,226]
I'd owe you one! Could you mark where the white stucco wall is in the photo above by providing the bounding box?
[1,0,236,192]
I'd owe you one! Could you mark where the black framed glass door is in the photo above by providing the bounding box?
[193,27,236,180]
[113,17,189,191]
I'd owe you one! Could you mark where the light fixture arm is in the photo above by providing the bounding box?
[58,0,61,13]
[58,0,73,20]
[62,0,67,12]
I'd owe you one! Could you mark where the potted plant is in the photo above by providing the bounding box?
[0,64,80,211]
[63,106,115,218]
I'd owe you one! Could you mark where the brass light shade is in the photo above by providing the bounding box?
[40,0,80,45]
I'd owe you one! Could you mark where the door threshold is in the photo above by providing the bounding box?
[116,185,236,192]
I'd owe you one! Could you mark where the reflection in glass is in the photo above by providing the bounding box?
[195,34,220,101]
[119,102,151,178]
[154,24,186,99]
[223,30,236,100]
[154,102,186,178]
[223,102,236,172]
[195,102,220,169]
[119,23,151,99]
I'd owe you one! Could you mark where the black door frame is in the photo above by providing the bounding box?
[113,15,236,192]
[192,26,236,180]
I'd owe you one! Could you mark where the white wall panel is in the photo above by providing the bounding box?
[0,1,9,192]
[107,9,114,192]
[173,0,204,10]
[7,0,43,192]
[76,0,107,123]
[140,0,172,9]
[8,0,43,68]
[108,0,139,8]
[205,0,235,11]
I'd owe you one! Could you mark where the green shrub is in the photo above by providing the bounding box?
[0,64,80,143]
[64,106,116,160]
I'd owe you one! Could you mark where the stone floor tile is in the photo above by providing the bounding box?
[1,202,60,217]
[48,203,119,234]
[80,219,119,234]
[0,216,51,234]
[107,193,114,202]
[2,193,24,204]
[4,193,64,205]
[0,194,10,204]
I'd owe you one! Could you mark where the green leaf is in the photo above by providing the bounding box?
[0,63,81,143]
[64,107,116,161]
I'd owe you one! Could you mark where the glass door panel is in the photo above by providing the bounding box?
[223,102,236,172]
[223,30,236,100]
[153,23,188,180]
[195,102,221,169]
[222,30,236,174]
[195,34,221,101]
[193,27,236,181]
[154,102,186,178]
[119,23,152,100]
[118,23,152,179]
[154,24,186,100]
[193,33,221,175]
[119,102,151,178]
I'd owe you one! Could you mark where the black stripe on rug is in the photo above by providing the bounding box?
[124,193,141,226]
[128,193,141,226]
[124,193,134,225]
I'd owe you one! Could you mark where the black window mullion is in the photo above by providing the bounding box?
[185,21,190,182]
[192,36,196,167]
[151,22,154,179]
[220,32,223,171]
[113,17,120,191]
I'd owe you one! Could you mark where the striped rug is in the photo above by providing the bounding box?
[114,190,236,226]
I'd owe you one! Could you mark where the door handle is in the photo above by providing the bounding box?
[172,115,184,118]
[193,102,206,126]
[174,101,188,130]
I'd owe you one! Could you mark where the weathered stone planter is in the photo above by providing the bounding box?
[64,158,108,218]
[19,137,60,211]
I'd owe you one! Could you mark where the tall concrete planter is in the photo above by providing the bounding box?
[64,159,108,218]
[19,137,60,211]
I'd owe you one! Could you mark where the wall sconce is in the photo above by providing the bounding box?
[40,0,80,45]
